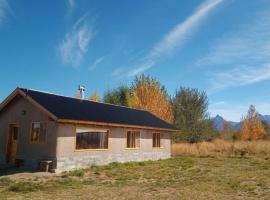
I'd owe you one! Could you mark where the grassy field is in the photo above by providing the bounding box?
[0,156,270,200]
[172,139,270,157]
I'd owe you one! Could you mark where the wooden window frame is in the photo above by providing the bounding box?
[74,127,110,151]
[29,121,47,144]
[152,132,164,148]
[126,130,140,149]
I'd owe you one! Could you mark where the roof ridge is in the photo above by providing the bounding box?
[18,87,147,112]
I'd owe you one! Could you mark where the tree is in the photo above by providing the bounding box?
[172,87,216,143]
[221,121,237,141]
[130,74,173,123]
[240,105,266,141]
[89,91,100,102]
[103,86,133,107]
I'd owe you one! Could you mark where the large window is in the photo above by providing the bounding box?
[126,131,140,148]
[30,122,47,143]
[153,133,162,148]
[76,128,109,150]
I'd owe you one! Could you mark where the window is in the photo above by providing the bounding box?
[30,122,47,143]
[126,131,140,148]
[76,129,109,150]
[153,133,162,148]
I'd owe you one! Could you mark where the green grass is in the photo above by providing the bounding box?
[0,156,270,199]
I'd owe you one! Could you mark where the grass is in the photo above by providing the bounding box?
[0,156,270,199]
[172,139,270,157]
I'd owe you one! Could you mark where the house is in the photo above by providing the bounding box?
[0,88,177,172]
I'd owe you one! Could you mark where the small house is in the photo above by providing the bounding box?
[0,88,176,172]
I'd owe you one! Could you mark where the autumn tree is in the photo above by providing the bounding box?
[103,86,133,107]
[89,91,100,102]
[130,74,173,123]
[240,105,266,141]
[172,87,217,143]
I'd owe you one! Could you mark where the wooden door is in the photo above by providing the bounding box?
[6,124,19,164]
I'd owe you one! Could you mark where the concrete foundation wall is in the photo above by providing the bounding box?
[56,123,171,171]
[0,96,58,167]
[56,151,170,172]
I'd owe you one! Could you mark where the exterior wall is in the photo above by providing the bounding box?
[56,123,171,172]
[0,96,58,169]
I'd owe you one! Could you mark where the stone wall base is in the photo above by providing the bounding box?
[15,155,57,171]
[56,151,171,172]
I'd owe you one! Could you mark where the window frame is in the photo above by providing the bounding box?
[152,132,164,148]
[29,121,47,144]
[74,127,110,151]
[126,130,140,149]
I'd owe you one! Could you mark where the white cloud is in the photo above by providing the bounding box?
[127,0,223,76]
[198,12,270,92]
[209,64,270,91]
[68,0,74,10]
[88,56,105,71]
[59,14,95,67]
[0,0,12,25]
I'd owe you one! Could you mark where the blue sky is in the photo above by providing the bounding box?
[1,0,270,121]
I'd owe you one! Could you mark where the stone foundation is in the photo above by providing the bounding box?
[15,155,57,171]
[56,151,170,172]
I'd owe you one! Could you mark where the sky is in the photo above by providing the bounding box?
[1,0,270,122]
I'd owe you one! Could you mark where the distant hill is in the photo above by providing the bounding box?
[213,114,270,132]
[213,115,240,132]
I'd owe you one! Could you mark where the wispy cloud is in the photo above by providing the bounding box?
[127,0,224,76]
[0,0,12,25]
[209,64,270,91]
[88,56,105,71]
[199,11,270,92]
[66,0,75,14]
[59,14,95,67]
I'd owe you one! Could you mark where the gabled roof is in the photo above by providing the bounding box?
[1,88,176,131]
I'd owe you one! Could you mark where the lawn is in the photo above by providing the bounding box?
[0,156,270,199]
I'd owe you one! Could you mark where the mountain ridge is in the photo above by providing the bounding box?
[213,114,270,132]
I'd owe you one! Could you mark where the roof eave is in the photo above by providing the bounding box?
[0,88,58,121]
[57,119,178,132]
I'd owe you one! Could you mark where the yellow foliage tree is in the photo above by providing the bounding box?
[240,105,265,141]
[130,74,173,123]
[89,91,100,102]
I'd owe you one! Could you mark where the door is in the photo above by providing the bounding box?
[6,124,19,164]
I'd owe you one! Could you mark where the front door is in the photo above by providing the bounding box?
[6,124,19,164]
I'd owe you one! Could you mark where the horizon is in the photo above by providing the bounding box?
[1,0,270,121]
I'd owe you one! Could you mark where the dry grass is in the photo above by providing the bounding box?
[172,139,270,157]
[1,156,270,199]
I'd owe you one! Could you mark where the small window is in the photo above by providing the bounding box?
[153,133,162,148]
[76,129,109,150]
[127,131,140,148]
[31,122,47,143]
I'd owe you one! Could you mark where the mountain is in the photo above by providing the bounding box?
[259,114,270,126]
[213,114,270,132]
[213,115,240,132]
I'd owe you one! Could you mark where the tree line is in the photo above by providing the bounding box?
[83,74,267,143]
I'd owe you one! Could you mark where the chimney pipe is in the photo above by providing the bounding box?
[78,85,86,99]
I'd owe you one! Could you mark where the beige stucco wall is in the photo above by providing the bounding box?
[0,96,58,167]
[56,123,171,157]
[56,123,171,171]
